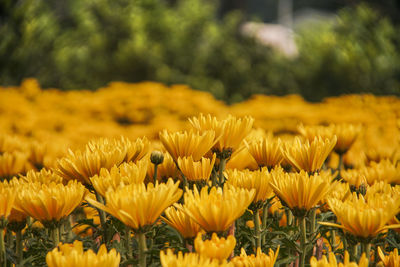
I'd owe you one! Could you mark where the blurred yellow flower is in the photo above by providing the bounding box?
[0,151,28,180]
[162,204,203,239]
[189,114,254,153]
[299,123,361,155]
[310,251,368,267]
[230,246,280,267]
[378,247,400,267]
[281,136,337,173]
[14,181,85,226]
[270,170,334,217]
[321,193,400,239]
[147,152,178,182]
[180,185,255,233]
[46,240,120,267]
[159,129,217,161]
[194,233,236,262]
[90,160,148,197]
[177,154,216,182]
[87,179,182,230]
[0,185,16,221]
[341,169,368,189]
[247,138,284,169]
[160,249,233,267]
[225,168,274,204]
[19,169,63,184]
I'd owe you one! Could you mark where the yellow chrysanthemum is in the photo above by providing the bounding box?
[321,193,400,239]
[90,160,148,197]
[299,123,361,155]
[281,136,337,173]
[0,151,28,180]
[46,240,120,267]
[147,152,178,182]
[340,169,368,189]
[56,143,126,186]
[19,169,63,184]
[378,247,400,267]
[162,204,203,239]
[225,168,274,204]
[194,233,236,262]
[247,138,284,169]
[363,160,400,185]
[14,181,85,225]
[189,114,254,153]
[159,129,217,161]
[0,184,16,220]
[160,249,233,267]
[87,179,182,230]
[270,170,334,217]
[310,251,368,267]
[177,154,216,182]
[230,246,280,267]
[180,185,255,232]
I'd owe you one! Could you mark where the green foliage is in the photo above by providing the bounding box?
[0,1,399,102]
[288,4,400,101]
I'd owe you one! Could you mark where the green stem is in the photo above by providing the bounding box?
[350,244,358,262]
[261,203,269,246]
[137,232,148,267]
[218,158,226,186]
[16,230,23,264]
[299,217,307,267]
[153,164,158,184]
[125,226,132,259]
[331,230,337,252]
[211,170,217,187]
[253,209,262,249]
[361,242,371,261]
[51,227,60,247]
[0,228,5,267]
[95,192,109,244]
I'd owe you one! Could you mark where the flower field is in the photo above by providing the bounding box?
[0,79,400,266]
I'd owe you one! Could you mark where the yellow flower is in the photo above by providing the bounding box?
[281,136,337,173]
[0,151,28,180]
[147,152,178,182]
[310,251,368,267]
[19,169,63,184]
[0,185,16,221]
[46,240,120,267]
[321,193,400,239]
[225,168,274,204]
[230,246,280,267]
[162,204,203,239]
[87,179,182,230]
[90,160,148,197]
[247,138,284,169]
[159,129,217,161]
[160,249,233,267]
[14,181,85,226]
[56,142,126,186]
[180,185,255,232]
[378,247,400,267]
[120,136,149,163]
[194,233,236,262]
[189,114,254,153]
[270,170,334,217]
[299,123,361,155]
[177,154,216,182]
[363,160,400,185]
[341,169,368,189]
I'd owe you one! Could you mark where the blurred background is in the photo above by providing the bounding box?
[1,0,399,102]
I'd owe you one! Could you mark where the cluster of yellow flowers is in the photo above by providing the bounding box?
[0,79,400,266]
